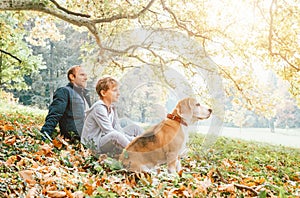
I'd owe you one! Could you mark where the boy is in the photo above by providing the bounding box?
[81,77,143,157]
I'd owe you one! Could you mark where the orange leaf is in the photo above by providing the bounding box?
[169,185,189,197]
[53,138,63,149]
[3,124,14,131]
[19,170,34,180]
[47,191,67,198]
[84,183,93,195]
[38,144,53,156]
[4,136,16,145]
[26,187,38,198]
[64,188,73,198]
[6,155,17,165]
[255,177,266,185]
[253,167,261,172]
[41,175,56,185]
[19,170,36,185]
[96,179,102,187]
[243,177,254,183]
[245,182,256,187]
[16,157,26,167]
[56,135,70,147]
[266,165,277,171]
[31,159,39,169]
[241,177,257,187]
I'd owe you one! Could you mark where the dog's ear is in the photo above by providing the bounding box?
[177,97,196,120]
[187,97,197,108]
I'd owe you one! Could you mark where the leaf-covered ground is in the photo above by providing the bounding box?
[0,102,299,198]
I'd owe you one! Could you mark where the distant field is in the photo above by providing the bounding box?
[0,100,47,115]
[192,125,300,148]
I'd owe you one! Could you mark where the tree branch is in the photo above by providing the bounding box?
[91,0,156,23]
[234,183,259,196]
[267,0,299,72]
[160,0,209,40]
[218,65,252,106]
[268,0,276,53]
[0,49,22,63]
[0,0,156,49]
[215,168,259,196]
[276,53,299,71]
[49,0,91,18]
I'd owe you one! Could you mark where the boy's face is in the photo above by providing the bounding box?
[102,85,120,103]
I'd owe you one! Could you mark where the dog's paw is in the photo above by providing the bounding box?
[176,162,182,172]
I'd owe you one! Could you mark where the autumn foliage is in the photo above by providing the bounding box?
[0,101,299,197]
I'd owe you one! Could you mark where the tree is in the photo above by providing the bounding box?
[0,12,45,90]
[1,0,299,120]
[13,22,87,107]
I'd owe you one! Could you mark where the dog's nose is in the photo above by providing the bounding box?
[208,109,212,113]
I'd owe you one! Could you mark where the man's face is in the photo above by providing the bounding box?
[72,67,88,88]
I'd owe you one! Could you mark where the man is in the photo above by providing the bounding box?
[40,65,91,142]
[81,76,143,157]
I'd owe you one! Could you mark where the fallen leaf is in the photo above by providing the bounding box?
[266,165,277,171]
[169,185,189,197]
[3,124,14,131]
[84,183,93,195]
[6,155,17,165]
[222,158,235,168]
[53,138,63,149]
[197,177,212,193]
[16,157,26,166]
[41,175,56,185]
[4,135,16,145]
[38,144,53,156]
[26,187,38,198]
[72,191,85,198]
[218,183,235,193]
[255,177,265,185]
[19,170,34,180]
[56,135,70,147]
[31,159,39,169]
[19,170,36,185]
[64,188,73,198]
[47,191,67,198]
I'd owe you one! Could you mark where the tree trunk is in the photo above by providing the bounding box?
[49,41,54,103]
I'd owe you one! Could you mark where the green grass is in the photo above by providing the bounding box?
[0,100,299,197]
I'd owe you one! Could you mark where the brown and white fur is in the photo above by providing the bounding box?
[119,97,212,173]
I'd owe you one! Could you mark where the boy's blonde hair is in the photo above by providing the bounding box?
[96,77,118,99]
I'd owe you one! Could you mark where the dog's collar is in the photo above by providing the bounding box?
[167,113,188,126]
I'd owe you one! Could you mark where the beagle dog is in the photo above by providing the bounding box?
[119,97,212,173]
